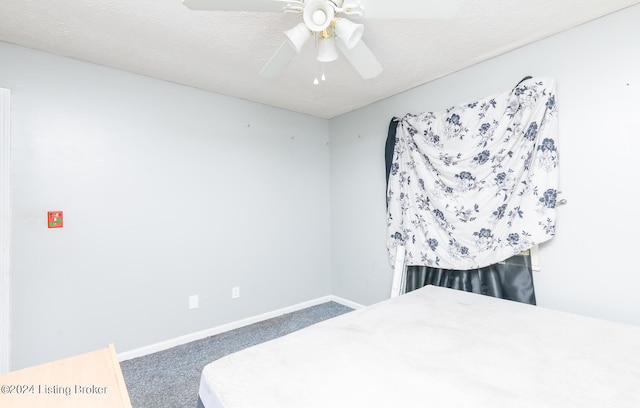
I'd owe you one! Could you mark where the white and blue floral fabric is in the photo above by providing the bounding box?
[387,77,559,270]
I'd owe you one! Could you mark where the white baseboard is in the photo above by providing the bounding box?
[330,295,365,311]
[117,295,364,362]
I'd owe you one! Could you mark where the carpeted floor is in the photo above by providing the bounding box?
[120,301,353,408]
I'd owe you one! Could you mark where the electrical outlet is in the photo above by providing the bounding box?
[232,287,240,299]
[189,295,199,309]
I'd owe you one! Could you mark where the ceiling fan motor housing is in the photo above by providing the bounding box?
[303,0,336,32]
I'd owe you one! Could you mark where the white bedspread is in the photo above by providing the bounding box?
[199,286,640,407]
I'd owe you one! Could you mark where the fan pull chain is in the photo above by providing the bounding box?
[313,63,327,85]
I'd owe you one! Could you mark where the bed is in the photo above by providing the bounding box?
[196,285,640,407]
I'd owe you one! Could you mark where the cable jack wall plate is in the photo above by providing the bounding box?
[189,295,199,309]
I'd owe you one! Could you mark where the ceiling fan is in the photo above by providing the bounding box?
[183,0,464,81]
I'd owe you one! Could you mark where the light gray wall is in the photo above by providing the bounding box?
[3,2,640,371]
[330,4,640,326]
[1,42,331,370]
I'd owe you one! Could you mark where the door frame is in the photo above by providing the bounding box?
[0,87,11,373]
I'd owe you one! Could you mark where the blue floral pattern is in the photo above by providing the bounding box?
[387,77,559,269]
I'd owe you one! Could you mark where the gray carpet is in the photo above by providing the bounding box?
[120,301,353,408]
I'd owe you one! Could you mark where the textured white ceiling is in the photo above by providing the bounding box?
[1,0,639,118]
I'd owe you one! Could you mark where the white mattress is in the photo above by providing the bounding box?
[199,286,640,407]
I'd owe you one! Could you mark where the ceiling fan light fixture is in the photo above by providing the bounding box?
[317,35,339,62]
[303,0,335,32]
[334,18,363,49]
[284,23,312,53]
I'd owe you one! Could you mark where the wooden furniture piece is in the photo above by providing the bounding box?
[0,343,132,408]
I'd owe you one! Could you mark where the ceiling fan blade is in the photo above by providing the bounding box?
[259,41,298,78]
[336,40,383,79]
[360,0,465,19]
[182,0,286,12]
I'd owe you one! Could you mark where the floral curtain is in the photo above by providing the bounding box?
[387,77,559,270]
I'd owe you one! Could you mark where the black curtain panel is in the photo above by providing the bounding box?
[404,252,536,305]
